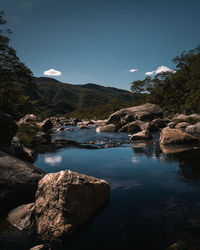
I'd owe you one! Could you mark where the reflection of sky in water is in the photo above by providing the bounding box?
[44,155,63,166]
[33,129,200,250]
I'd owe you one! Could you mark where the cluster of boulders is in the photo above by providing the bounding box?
[0,111,110,249]
[95,103,200,150]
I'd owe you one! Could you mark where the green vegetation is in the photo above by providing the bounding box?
[16,122,41,147]
[172,117,200,125]
[34,77,139,117]
[131,45,200,115]
[0,11,37,119]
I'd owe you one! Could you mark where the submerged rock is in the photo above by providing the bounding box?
[35,170,110,240]
[160,128,199,145]
[0,151,45,214]
[7,203,35,231]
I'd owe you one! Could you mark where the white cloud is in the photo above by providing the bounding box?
[145,71,154,76]
[43,69,62,76]
[145,66,176,76]
[44,155,62,166]
[129,69,138,73]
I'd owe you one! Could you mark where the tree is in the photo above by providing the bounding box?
[0,11,37,119]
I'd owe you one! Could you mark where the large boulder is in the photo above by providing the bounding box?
[185,122,200,136]
[0,111,18,146]
[96,124,116,133]
[107,103,163,126]
[159,128,199,145]
[7,203,35,231]
[35,170,110,240]
[0,151,45,214]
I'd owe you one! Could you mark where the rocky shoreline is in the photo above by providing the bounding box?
[1,103,200,249]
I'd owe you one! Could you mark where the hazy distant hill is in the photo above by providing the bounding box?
[33,77,135,116]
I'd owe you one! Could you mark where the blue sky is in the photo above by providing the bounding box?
[1,0,200,90]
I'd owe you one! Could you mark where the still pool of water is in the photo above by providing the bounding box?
[1,127,200,250]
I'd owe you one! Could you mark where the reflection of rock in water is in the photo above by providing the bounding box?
[132,140,200,181]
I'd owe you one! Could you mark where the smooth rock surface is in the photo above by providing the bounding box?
[35,170,110,240]
[96,124,116,133]
[130,130,152,140]
[38,118,53,132]
[7,203,35,231]
[160,128,199,145]
[107,103,163,125]
[0,151,45,213]
[175,122,190,130]
[18,114,38,125]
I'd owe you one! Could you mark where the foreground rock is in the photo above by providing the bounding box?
[7,203,35,231]
[0,111,18,146]
[30,245,49,250]
[107,103,163,126]
[0,151,45,214]
[160,128,199,145]
[96,124,116,133]
[35,170,110,240]
[130,130,152,140]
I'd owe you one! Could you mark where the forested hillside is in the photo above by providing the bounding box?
[34,77,136,117]
[131,45,200,115]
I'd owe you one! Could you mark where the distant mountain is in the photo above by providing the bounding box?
[33,77,135,116]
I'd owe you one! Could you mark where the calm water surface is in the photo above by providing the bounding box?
[1,127,200,250]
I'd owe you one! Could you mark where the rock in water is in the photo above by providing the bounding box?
[35,170,110,240]
[130,130,152,140]
[7,203,35,231]
[0,151,45,214]
[185,122,200,136]
[107,103,163,125]
[0,111,18,146]
[96,124,116,132]
[159,128,199,145]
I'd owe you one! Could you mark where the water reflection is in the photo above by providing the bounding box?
[44,155,63,166]
[132,142,200,181]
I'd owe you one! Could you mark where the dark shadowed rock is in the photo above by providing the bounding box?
[0,111,18,146]
[0,151,45,214]
[160,128,199,145]
[7,203,35,231]
[11,137,36,163]
[33,132,51,145]
[151,118,167,129]
[35,170,110,240]
[119,121,142,133]
[107,103,163,126]
[130,130,153,140]
[38,118,53,132]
